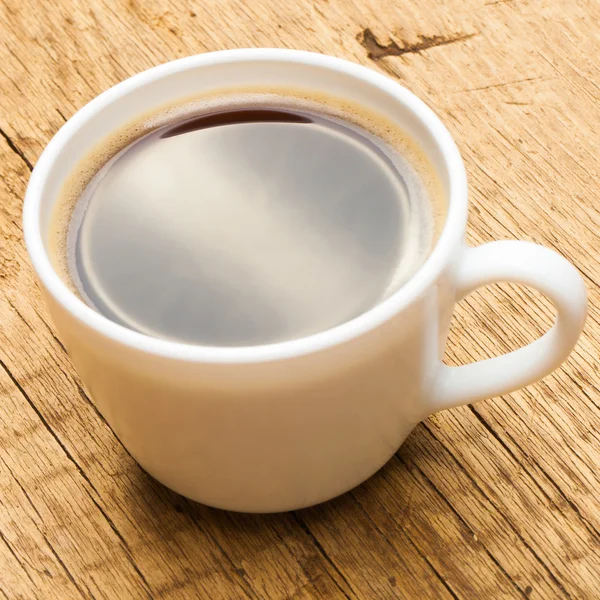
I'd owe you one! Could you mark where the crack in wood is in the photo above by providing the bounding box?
[291,514,354,600]
[1,459,98,596]
[25,305,145,464]
[0,527,37,588]
[178,502,258,600]
[5,298,132,456]
[500,414,600,546]
[260,516,350,599]
[2,458,43,522]
[0,127,33,171]
[31,308,68,355]
[5,298,122,442]
[462,76,544,93]
[5,298,36,336]
[359,28,476,61]
[44,536,90,599]
[351,489,461,599]
[0,358,154,599]
[396,451,533,599]
[0,358,98,493]
[420,422,573,598]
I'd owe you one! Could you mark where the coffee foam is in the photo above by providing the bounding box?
[49,86,447,302]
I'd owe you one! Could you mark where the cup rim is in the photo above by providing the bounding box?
[23,48,468,364]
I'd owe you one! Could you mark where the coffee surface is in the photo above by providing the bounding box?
[53,99,441,346]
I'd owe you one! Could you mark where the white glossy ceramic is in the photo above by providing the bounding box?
[23,49,588,512]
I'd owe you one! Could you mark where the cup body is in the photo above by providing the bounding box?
[24,49,468,512]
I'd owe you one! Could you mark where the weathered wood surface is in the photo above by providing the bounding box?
[1,0,599,597]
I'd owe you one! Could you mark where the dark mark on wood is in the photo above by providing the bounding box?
[71,61,96,96]
[418,423,571,598]
[6,298,36,336]
[73,383,147,472]
[76,385,111,429]
[27,302,140,457]
[32,308,68,354]
[180,500,257,599]
[0,358,94,493]
[2,426,87,597]
[357,477,461,599]
[0,528,37,589]
[6,45,33,78]
[0,127,33,171]
[0,359,154,598]
[462,76,544,93]
[263,514,351,598]
[563,369,600,413]
[397,452,529,599]
[501,421,600,546]
[44,536,90,599]
[291,514,354,600]
[358,28,476,61]
[2,458,43,522]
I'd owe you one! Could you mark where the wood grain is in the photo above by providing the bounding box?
[1,0,599,597]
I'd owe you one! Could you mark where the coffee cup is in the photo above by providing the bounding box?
[23,49,587,512]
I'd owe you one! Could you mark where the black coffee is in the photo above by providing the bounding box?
[52,97,441,346]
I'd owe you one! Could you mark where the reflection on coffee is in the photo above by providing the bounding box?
[49,92,445,346]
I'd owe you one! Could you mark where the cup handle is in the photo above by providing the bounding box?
[431,240,587,411]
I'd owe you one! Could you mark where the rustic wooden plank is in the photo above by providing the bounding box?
[1,0,600,597]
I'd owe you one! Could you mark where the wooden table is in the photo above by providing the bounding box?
[1,0,599,597]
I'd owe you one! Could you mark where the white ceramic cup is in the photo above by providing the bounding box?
[23,49,588,513]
